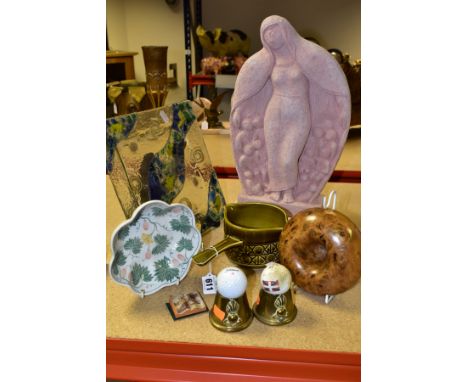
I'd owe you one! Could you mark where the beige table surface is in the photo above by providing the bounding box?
[106,178,361,352]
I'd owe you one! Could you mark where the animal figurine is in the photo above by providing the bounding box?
[193,91,231,128]
[196,25,250,57]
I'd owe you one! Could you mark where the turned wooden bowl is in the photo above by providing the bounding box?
[279,208,361,296]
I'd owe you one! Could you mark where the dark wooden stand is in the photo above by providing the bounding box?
[106,51,138,82]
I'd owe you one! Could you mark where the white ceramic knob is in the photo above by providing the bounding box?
[260,262,292,295]
[217,267,248,299]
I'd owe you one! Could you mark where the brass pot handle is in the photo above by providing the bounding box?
[192,236,243,266]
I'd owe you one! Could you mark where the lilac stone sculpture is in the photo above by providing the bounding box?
[230,15,351,214]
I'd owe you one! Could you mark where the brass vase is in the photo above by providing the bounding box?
[142,46,168,108]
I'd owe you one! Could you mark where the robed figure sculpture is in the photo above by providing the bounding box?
[230,15,351,214]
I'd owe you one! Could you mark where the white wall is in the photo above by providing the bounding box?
[106,0,128,51]
[107,0,361,103]
[202,0,361,62]
[107,0,189,98]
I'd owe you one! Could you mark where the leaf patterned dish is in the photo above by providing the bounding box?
[109,200,202,296]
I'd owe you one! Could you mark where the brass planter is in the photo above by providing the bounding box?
[193,203,289,268]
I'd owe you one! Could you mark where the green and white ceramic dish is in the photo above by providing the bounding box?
[109,200,202,297]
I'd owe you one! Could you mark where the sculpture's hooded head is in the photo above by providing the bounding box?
[260,15,299,59]
[232,15,348,114]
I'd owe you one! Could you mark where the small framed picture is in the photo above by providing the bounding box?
[166,291,208,320]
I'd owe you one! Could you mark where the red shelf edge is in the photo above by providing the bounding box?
[107,337,361,381]
[214,167,361,184]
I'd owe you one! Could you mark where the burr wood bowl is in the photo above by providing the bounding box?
[279,208,361,296]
